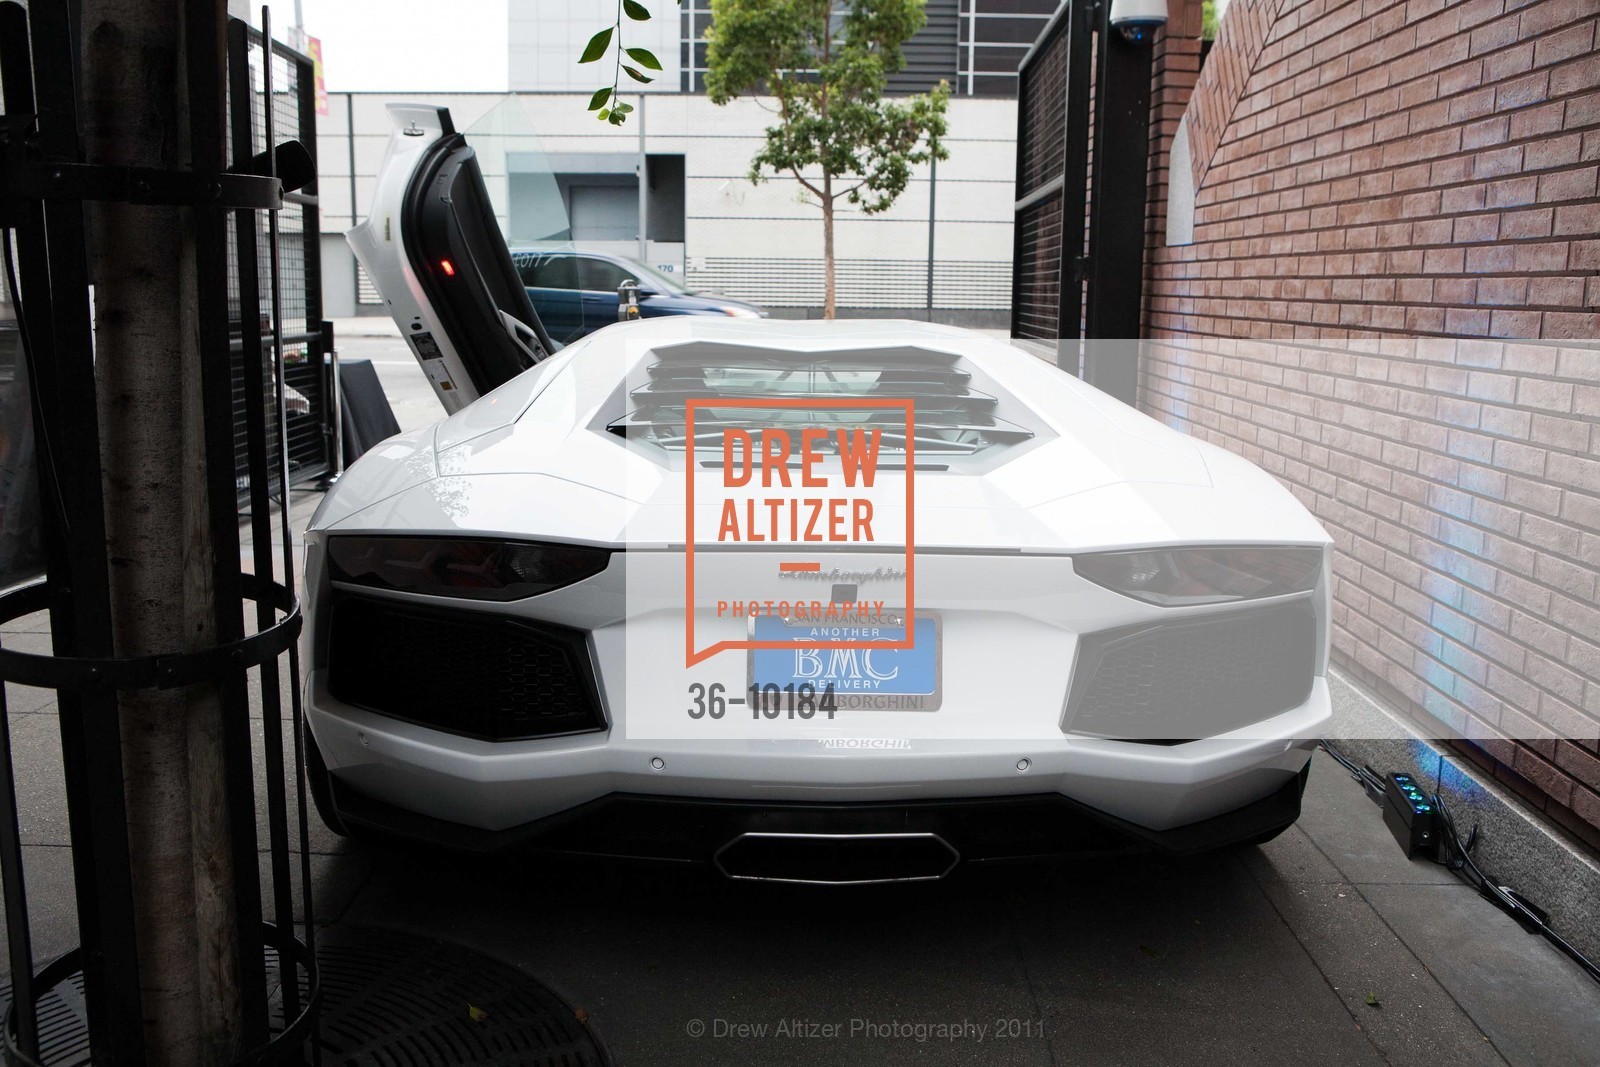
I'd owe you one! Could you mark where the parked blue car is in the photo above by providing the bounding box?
[509,248,767,345]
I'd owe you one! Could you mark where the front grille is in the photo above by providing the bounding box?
[327,595,604,741]
[1063,600,1317,742]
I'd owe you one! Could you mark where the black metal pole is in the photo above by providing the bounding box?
[347,93,360,310]
[184,0,272,1048]
[1008,34,1027,340]
[925,155,937,318]
[1055,0,1095,373]
[294,63,334,485]
[1082,5,1154,404]
[0,14,42,1052]
[0,636,38,1058]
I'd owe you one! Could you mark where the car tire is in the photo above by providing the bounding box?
[303,722,351,839]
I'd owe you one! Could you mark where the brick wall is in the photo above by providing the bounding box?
[1183,0,1287,194]
[1145,2,1207,260]
[1141,0,1600,845]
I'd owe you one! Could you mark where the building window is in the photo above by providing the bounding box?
[680,0,1059,97]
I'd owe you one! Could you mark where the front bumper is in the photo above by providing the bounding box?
[305,671,1330,842]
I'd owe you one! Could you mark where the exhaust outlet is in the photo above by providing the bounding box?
[713,832,960,885]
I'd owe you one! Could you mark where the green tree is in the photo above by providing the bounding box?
[704,0,949,318]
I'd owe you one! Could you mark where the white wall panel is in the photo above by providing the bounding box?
[319,91,1018,311]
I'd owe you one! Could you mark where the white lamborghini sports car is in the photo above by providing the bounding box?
[305,105,1333,882]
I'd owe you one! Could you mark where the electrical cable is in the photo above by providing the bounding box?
[1320,739,1600,989]
[1430,786,1600,986]
[1318,737,1386,801]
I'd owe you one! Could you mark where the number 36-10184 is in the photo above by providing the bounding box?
[686,682,838,720]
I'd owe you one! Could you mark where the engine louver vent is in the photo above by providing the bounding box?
[608,346,1034,456]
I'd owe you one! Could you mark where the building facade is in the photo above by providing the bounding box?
[508,0,1060,97]
[321,1,1060,321]
[318,91,1019,321]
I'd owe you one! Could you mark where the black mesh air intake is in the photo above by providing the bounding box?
[1064,600,1317,742]
[327,595,604,741]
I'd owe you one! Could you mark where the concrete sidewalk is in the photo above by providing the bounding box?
[310,747,1600,1066]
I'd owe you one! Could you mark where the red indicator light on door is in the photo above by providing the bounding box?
[439,259,456,276]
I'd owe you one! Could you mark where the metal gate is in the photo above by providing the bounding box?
[229,27,335,494]
[1010,0,1154,402]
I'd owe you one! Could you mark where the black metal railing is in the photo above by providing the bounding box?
[226,25,337,495]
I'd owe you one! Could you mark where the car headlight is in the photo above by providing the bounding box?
[1074,546,1322,606]
[326,536,611,601]
[722,306,763,317]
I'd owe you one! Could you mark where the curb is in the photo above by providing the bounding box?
[1328,667,1600,966]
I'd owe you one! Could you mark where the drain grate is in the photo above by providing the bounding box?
[2,925,607,1066]
[0,972,91,1066]
[311,925,607,1065]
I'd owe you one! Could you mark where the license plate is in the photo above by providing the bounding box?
[748,614,941,711]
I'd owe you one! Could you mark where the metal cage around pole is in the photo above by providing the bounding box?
[0,3,321,1062]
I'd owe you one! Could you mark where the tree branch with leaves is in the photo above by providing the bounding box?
[704,0,949,317]
[581,0,663,124]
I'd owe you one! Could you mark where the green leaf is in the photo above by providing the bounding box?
[623,66,654,83]
[579,26,613,64]
[1363,992,1381,1008]
[623,0,651,20]
[597,108,610,121]
[588,86,612,111]
[624,47,662,71]
[614,101,634,113]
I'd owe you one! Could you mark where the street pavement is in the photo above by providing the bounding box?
[333,319,444,436]
[2,318,1598,1064]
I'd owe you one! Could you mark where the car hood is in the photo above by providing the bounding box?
[312,320,1328,553]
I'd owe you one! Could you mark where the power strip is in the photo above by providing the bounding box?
[1382,772,1438,858]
